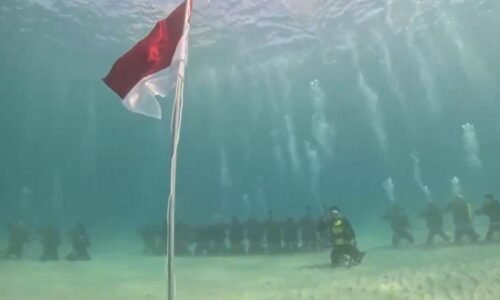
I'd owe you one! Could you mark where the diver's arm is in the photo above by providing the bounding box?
[344,219,356,240]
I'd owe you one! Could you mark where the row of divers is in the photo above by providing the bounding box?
[1,223,90,262]
[2,195,499,267]
[139,194,500,267]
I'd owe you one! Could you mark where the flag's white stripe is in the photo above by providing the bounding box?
[122,26,190,119]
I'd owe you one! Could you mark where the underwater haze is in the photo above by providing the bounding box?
[1,0,500,229]
[3,1,500,300]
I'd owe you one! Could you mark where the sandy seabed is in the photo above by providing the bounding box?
[1,236,500,300]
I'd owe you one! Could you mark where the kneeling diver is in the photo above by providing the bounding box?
[317,206,365,268]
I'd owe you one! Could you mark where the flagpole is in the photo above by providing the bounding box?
[167,1,191,300]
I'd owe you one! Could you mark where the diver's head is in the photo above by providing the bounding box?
[329,206,341,219]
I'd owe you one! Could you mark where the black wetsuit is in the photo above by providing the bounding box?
[139,225,160,255]
[204,225,218,255]
[4,224,29,259]
[283,218,299,252]
[476,199,500,241]
[265,219,282,253]
[175,222,191,255]
[196,226,211,255]
[317,216,363,266]
[317,217,330,249]
[383,208,414,247]
[445,200,479,243]
[301,216,318,251]
[420,203,449,245]
[66,226,90,261]
[213,223,228,255]
[229,219,244,254]
[246,219,263,254]
[40,227,61,261]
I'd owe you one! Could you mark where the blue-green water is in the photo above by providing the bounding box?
[1,0,499,231]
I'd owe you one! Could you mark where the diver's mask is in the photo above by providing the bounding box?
[330,209,340,219]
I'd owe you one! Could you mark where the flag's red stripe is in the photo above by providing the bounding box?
[103,0,188,99]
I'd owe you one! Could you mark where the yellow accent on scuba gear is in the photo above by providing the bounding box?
[331,219,344,235]
[467,203,473,220]
[334,238,345,245]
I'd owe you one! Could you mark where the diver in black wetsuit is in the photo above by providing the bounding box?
[383,203,414,247]
[316,215,330,249]
[419,202,449,245]
[205,224,218,255]
[245,218,264,254]
[265,210,282,253]
[317,206,365,267]
[444,196,479,243]
[229,217,244,254]
[175,221,192,255]
[283,217,299,252]
[39,226,61,261]
[3,221,29,259]
[66,223,90,261]
[138,224,160,255]
[476,194,500,241]
[301,206,318,251]
[195,225,211,255]
[213,222,228,255]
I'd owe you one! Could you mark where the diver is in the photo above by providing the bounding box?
[138,224,161,256]
[39,226,61,261]
[213,222,229,255]
[66,223,91,261]
[283,217,299,252]
[265,210,282,253]
[444,195,479,243]
[3,221,29,259]
[245,217,264,254]
[301,206,318,251]
[317,218,330,249]
[476,194,500,241]
[382,203,414,247]
[206,224,219,255]
[419,201,449,245]
[174,221,192,256]
[229,217,244,254]
[317,206,365,267]
[195,225,211,255]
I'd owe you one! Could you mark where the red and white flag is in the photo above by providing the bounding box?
[103,0,191,119]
